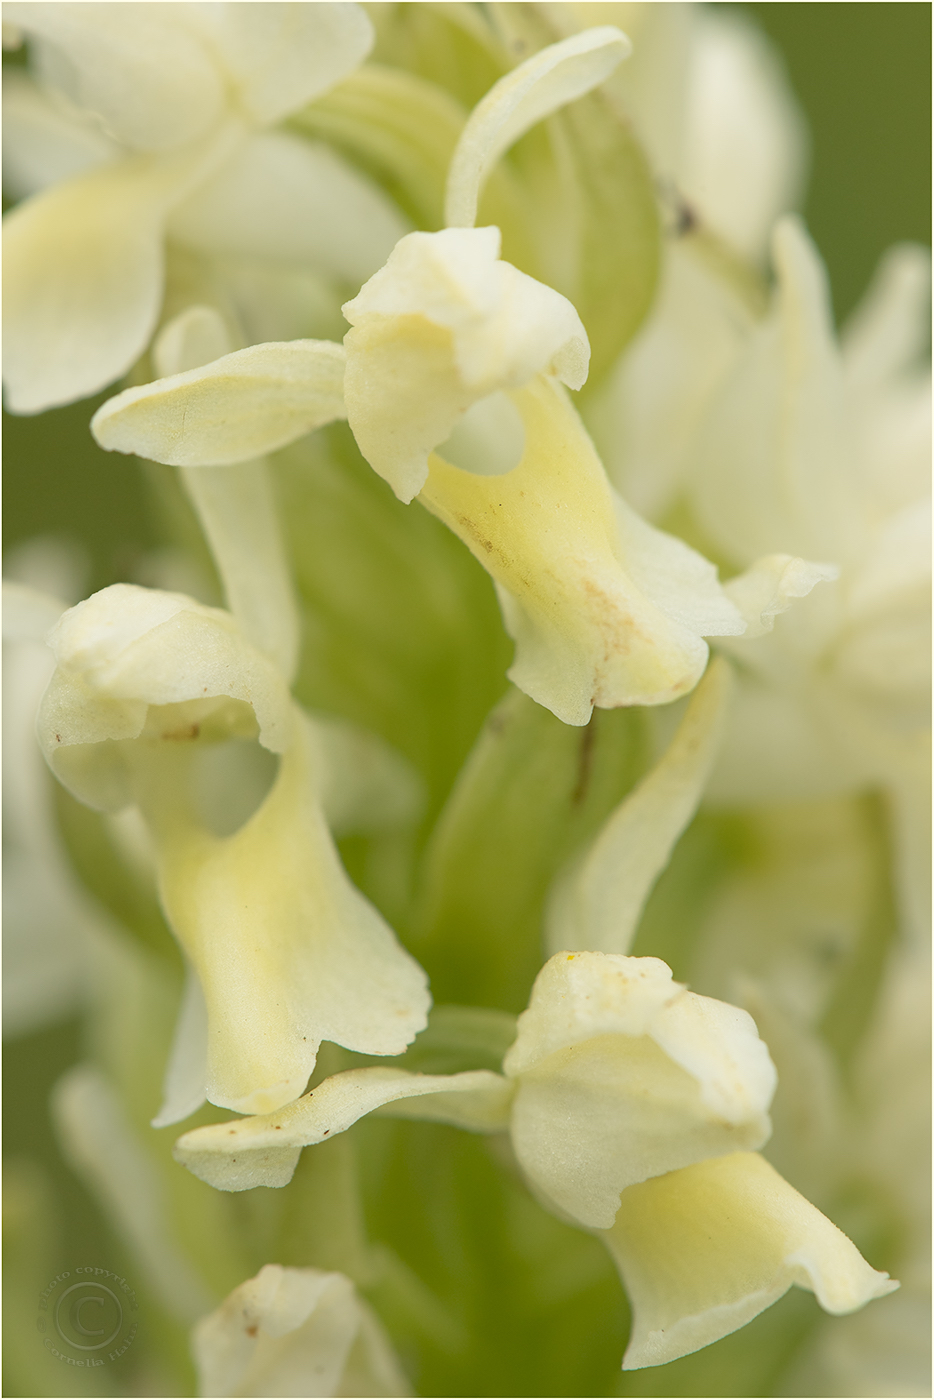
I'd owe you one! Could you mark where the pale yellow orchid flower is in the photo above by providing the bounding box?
[174,946,893,1367]
[37,583,430,1116]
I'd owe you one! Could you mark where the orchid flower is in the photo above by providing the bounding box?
[174,948,894,1369]
[193,1264,408,1398]
[90,27,832,727]
[37,583,429,1115]
[2,2,408,413]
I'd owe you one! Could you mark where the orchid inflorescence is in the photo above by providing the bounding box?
[3,5,929,1398]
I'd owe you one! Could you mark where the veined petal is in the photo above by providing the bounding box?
[193,1264,408,1400]
[606,1153,898,1370]
[168,131,409,285]
[445,26,631,228]
[91,340,347,466]
[2,69,118,201]
[148,713,430,1115]
[175,1066,512,1191]
[6,2,224,151]
[546,657,731,956]
[505,952,774,1228]
[420,376,740,724]
[190,2,373,126]
[343,227,588,502]
[2,135,229,414]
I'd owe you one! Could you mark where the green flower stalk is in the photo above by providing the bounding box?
[3,4,929,1397]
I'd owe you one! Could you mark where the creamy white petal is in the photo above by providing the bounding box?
[91,340,347,467]
[39,585,293,807]
[502,951,768,1084]
[52,1064,215,1324]
[546,657,731,957]
[420,376,739,724]
[182,461,302,681]
[3,619,103,1037]
[153,308,302,682]
[153,303,234,377]
[853,373,931,521]
[585,241,752,522]
[724,553,839,639]
[842,243,932,390]
[343,227,589,501]
[737,984,845,1205]
[192,1264,406,1400]
[679,10,808,262]
[175,1067,512,1191]
[445,26,631,228]
[190,2,373,126]
[611,491,746,638]
[691,218,863,568]
[531,4,692,176]
[6,2,225,152]
[606,1153,898,1370]
[505,952,774,1227]
[145,712,430,1115]
[2,69,118,201]
[340,1302,411,1398]
[151,964,209,1128]
[2,136,228,414]
[168,131,409,285]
